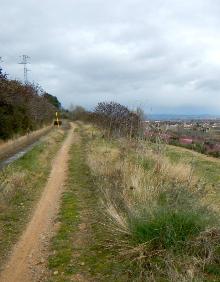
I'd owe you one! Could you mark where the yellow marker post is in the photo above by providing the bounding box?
[56,111,59,128]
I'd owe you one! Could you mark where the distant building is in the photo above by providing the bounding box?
[179,137,193,145]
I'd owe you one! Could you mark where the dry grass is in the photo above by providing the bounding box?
[0,129,65,206]
[87,141,121,177]
[0,170,26,199]
[85,125,220,281]
[0,125,53,161]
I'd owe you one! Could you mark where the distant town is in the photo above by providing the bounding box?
[144,116,220,157]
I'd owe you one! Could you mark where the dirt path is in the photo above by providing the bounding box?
[0,124,75,282]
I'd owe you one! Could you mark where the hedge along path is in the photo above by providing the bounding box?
[0,123,75,282]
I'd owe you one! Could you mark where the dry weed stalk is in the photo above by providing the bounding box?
[0,169,26,199]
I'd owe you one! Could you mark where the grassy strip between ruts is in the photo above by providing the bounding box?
[0,128,66,269]
[47,126,130,282]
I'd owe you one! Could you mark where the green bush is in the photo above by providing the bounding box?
[0,72,59,140]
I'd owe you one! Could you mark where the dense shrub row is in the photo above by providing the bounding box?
[0,68,59,140]
[69,102,144,138]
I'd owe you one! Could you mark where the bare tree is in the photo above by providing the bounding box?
[93,102,143,138]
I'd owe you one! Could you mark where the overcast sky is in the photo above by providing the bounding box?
[1,0,220,114]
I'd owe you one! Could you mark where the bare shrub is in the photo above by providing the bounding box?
[93,102,143,138]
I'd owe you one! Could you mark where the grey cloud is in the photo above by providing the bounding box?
[0,0,220,114]
[196,79,220,91]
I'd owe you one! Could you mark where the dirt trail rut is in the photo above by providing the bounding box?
[0,125,75,282]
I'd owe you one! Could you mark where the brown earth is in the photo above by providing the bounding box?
[0,124,75,282]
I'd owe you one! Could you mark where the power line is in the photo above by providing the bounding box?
[19,55,31,83]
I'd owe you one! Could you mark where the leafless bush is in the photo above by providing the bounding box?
[92,102,143,138]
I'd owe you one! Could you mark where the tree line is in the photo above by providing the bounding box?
[69,102,144,138]
[0,68,60,140]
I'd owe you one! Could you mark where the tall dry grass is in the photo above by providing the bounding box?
[86,132,220,281]
[0,125,53,161]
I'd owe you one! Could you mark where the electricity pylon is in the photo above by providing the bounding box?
[19,55,31,83]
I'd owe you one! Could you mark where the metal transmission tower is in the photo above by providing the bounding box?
[19,55,31,83]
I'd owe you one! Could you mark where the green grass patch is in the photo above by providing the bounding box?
[140,158,156,171]
[165,145,220,184]
[48,190,79,271]
[130,208,206,249]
